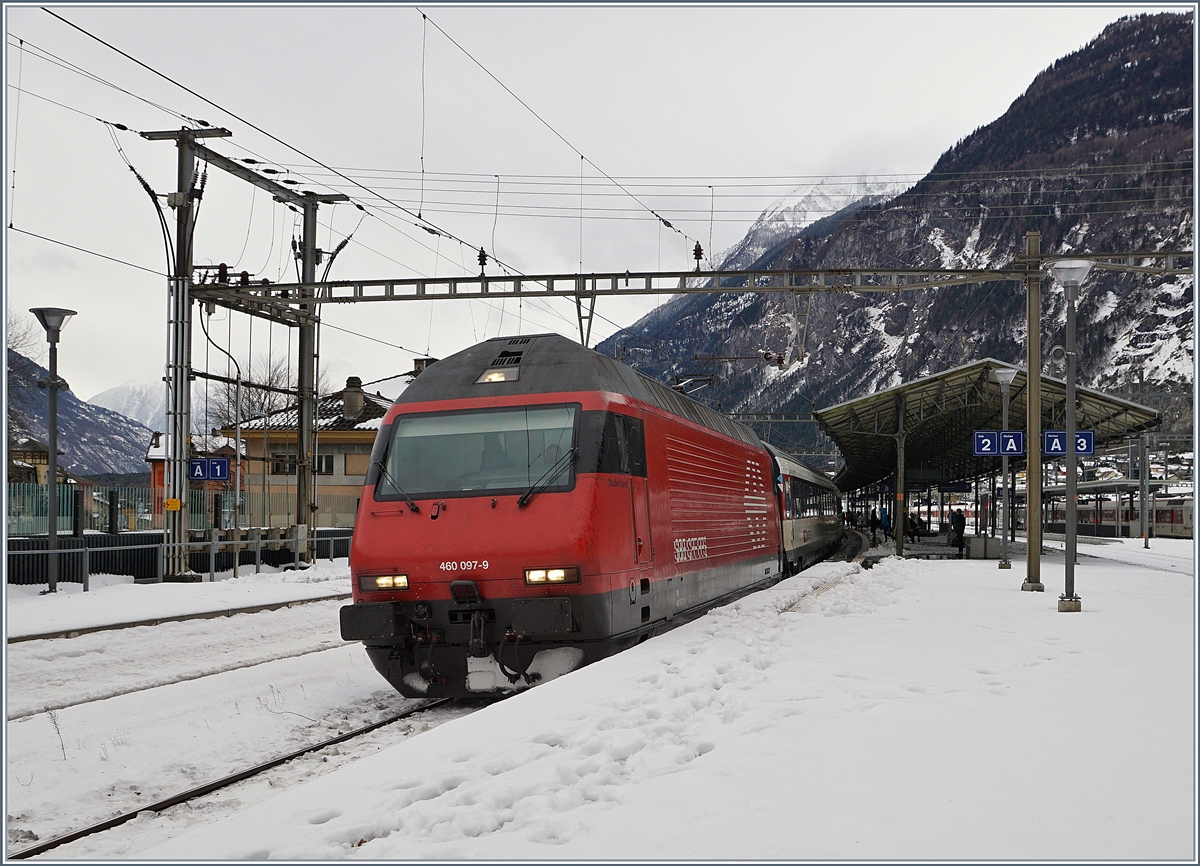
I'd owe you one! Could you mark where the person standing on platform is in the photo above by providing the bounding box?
[881,506,891,541]
[952,508,967,558]
[869,508,880,546]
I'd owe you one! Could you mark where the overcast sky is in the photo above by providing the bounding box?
[4,3,1188,404]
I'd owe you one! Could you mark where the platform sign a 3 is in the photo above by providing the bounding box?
[1043,430,1095,456]
[973,431,999,457]
[999,431,1025,455]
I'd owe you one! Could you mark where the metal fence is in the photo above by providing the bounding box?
[6,530,354,590]
[6,484,360,536]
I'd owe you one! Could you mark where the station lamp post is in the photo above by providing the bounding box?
[993,366,1018,570]
[30,307,77,594]
[1047,260,1093,613]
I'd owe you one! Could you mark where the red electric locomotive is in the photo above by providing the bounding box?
[340,333,841,698]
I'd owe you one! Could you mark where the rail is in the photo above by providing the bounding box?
[8,698,454,859]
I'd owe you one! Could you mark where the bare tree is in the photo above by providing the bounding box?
[6,307,42,361]
[198,355,330,432]
[6,309,43,443]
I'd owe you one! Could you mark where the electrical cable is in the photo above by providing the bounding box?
[9,38,26,227]
[270,159,1195,186]
[491,174,500,262]
[418,7,726,253]
[6,226,166,275]
[708,185,714,269]
[40,9,519,280]
[419,12,427,220]
[4,35,206,125]
[231,185,257,270]
[103,121,175,271]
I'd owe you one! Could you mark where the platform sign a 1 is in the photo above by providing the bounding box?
[999,431,1025,456]
[208,458,230,481]
[973,431,999,457]
[188,458,230,481]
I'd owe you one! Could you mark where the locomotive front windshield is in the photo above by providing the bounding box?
[377,404,577,498]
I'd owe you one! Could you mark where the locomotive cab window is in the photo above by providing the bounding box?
[376,404,578,500]
[577,411,647,477]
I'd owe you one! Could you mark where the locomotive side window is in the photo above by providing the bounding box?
[578,411,647,477]
[376,405,577,499]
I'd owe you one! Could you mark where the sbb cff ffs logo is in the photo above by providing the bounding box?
[674,537,708,563]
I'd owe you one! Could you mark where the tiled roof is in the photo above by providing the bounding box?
[237,390,392,433]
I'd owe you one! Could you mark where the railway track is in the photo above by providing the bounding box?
[6,642,347,722]
[9,698,455,860]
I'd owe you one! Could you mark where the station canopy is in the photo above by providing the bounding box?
[814,358,1161,493]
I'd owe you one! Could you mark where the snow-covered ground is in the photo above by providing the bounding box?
[5,546,1196,860]
[5,563,349,640]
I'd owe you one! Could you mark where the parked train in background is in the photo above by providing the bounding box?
[340,334,842,699]
[1047,496,1193,539]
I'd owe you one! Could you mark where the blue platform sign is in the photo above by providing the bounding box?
[208,458,230,481]
[973,431,999,457]
[1044,431,1095,456]
[188,458,231,481]
[999,431,1025,456]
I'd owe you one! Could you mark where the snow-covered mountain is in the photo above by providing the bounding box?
[601,12,1194,448]
[713,177,908,272]
[8,350,154,476]
[89,380,168,431]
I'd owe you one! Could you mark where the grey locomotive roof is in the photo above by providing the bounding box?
[762,442,837,490]
[398,333,762,448]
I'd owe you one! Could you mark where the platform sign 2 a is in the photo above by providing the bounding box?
[1043,431,1095,456]
[973,431,999,457]
[188,458,230,481]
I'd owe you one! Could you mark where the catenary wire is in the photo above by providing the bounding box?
[39,9,532,279]
[7,226,166,276]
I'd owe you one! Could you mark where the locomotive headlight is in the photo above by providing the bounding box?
[360,574,408,592]
[524,567,580,585]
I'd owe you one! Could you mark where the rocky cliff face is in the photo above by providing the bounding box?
[600,12,1193,449]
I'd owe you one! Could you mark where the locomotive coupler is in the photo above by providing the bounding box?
[468,610,490,658]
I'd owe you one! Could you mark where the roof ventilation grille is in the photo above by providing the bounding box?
[507,337,531,346]
[489,350,523,367]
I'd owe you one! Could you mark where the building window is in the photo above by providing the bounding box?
[272,452,333,475]
[271,452,296,475]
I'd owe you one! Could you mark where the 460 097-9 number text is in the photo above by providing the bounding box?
[438,560,490,572]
